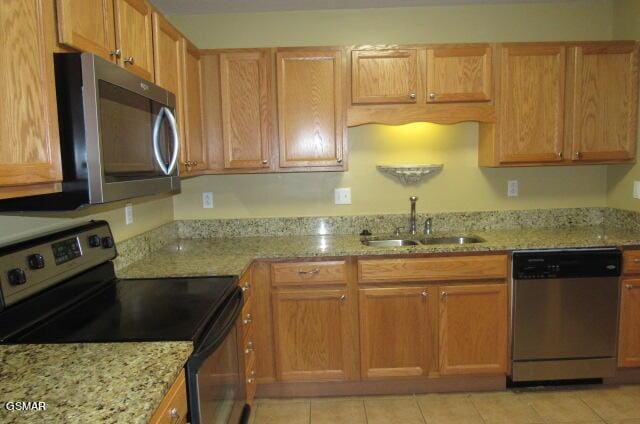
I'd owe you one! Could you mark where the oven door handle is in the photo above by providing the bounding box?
[189,288,243,364]
[152,107,170,175]
[163,107,180,175]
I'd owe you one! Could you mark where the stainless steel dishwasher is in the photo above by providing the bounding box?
[511,249,621,382]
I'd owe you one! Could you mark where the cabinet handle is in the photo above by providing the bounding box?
[169,407,179,423]
[298,268,320,275]
[626,284,640,290]
[575,151,582,159]
[241,282,251,292]
[632,258,640,263]
[262,159,268,165]
[110,49,121,58]
[337,158,343,164]
[124,56,135,65]
[441,291,447,300]
[557,151,563,159]
[428,92,437,100]
[408,92,417,99]
[243,314,253,324]
[421,291,428,298]
[247,377,256,384]
[245,341,254,354]
[340,294,346,302]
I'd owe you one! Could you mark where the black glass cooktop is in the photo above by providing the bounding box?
[11,275,236,344]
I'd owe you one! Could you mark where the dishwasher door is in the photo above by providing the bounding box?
[512,276,619,381]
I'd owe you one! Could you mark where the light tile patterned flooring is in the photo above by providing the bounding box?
[249,385,640,424]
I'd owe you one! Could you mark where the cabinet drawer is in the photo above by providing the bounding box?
[358,255,508,283]
[271,261,347,286]
[624,250,640,275]
[149,369,188,424]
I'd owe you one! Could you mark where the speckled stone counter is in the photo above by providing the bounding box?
[118,226,640,279]
[0,342,192,424]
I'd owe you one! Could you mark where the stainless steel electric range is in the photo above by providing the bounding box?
[0,221,248,424]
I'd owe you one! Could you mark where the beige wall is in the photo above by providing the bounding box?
[0,195,174,244]
[607,0,640,211]
[170,0,615,219]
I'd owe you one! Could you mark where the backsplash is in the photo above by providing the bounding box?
[113,222,178,271]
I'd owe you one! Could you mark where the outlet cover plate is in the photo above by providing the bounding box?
[334,188,351,205]
[125,203,134,225]
[507,180,519,197]
[202,192,214,209]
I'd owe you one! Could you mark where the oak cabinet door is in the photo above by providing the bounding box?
[220,51,273,170]
[277,50,346,169]
[56,0,116,61]
[351,49,419,104]
[569,43,638,162]
[619,279,640,367]
[498,44,566,164]
[439,283,508,375]
[359,287,431,379]
[272,289,356,381]
[0,0,62,199]
[114,0,154,81]
[426,45,492,103]
[152,13,184,150]
[181,40,207,174]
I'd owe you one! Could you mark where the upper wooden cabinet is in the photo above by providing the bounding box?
[181,40,207,174]
[220,51,274,170]
[359,287,431,379]
[351,49,420,104]
[152,13,184,141]
[0,0,63,199]
[56,0,117,61]
[568,43,639,162]
[272,288,357,382]
[426,45,492,103]
[619,279,640,368]
[114,0,154,81]
[276,50,347,169]
[439,283,508,375]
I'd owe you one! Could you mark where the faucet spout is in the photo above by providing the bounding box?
[409,196,418,235]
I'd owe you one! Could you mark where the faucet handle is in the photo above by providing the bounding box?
[424,218,433,235]
[410,196,418,202]
[394,227,402,236]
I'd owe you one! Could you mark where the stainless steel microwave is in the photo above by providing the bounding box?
[0,53,180,211]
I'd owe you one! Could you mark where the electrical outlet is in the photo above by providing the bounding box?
[507,180,519,197]
[125,203,134,225]
[202,192,214,209]
[334,188,351,205]
[634,181,640,199]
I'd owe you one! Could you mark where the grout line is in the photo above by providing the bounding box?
[414,393,428,424]
[575,395,607,423]
[307,398,311,424]
[362,399,368,424]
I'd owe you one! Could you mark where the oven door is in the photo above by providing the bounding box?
[186,288,249,424]
[81,53,181,204]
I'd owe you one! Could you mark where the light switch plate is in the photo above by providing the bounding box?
[202,192,214,209]
[125,203,134,225]
[507,180,519,197]
[634,181,640,199]
[334,188,351,205]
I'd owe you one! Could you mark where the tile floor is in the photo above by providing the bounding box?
[249,385,640,424]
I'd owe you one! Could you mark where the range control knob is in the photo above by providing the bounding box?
[27,254,45,270]
[101,236,114,249]
[88,235,102,248]
[7,268,26,286]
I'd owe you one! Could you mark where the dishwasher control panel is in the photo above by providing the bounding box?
[513,249,621,279]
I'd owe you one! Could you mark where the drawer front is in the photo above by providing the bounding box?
[271,260,347,286]
[358,255,508,283]
[149,370,188,424]
[624,250,640,275]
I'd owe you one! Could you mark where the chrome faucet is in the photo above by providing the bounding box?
[409,196,418,235]
[424,218,433,235]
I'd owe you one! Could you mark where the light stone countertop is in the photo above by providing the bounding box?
[0,342,192,424]
[118,225,640,279]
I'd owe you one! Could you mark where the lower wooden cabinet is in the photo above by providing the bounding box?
[618,279,640,367]
[439,283,508,375]
[239,271,258,404]
[271,288,356,381]
[149,369,188,424]
[359,287,431,379]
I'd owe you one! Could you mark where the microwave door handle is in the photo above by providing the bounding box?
[152,107,169,174]
[163,107,180,175]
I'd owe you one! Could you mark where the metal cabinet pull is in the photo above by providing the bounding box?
[575,151,582,159]
[124,56,135,65]
[441,291,447,300]
[557,151,563,159]
[626,284,640,290]
[632,258,640,263]
[408,92,417,99]
[243,314,253,324]
[298,268,320,275]
[428,92,437,100]
[337,158,343,164]
[340,294,346,302]
[169,407,179,423]
[421,291,428,298]
[247,377,256,384]
[242,282,252,292]
[262,159,268,165]
[245,341,254,354]
[110,49,121,58]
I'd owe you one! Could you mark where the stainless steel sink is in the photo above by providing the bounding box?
[420,236,485,245]
[361,239,419,247]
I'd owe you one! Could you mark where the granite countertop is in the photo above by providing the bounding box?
[118,225,640,279]
[0,342,192,424]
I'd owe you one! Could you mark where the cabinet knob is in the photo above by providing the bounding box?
[340,294,346,302]
[124,56,135,65]
[247,377,256,384]
[441,291,447,300]
[421,291,428,298]
[169,407,179,422]
[110,49,121,58]
[428,92,437,100]
[242,282,251,292]
[262,159,268,165]
[243,314,253,324]
[626,284,640,290]
[557,151,563,159]
[183,161,193,171]
[575,151,582,159]
[245,341,254,354]
[337,158,343,164]
[408,92,417,99]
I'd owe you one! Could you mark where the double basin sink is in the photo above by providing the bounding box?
[361,235,485,247]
